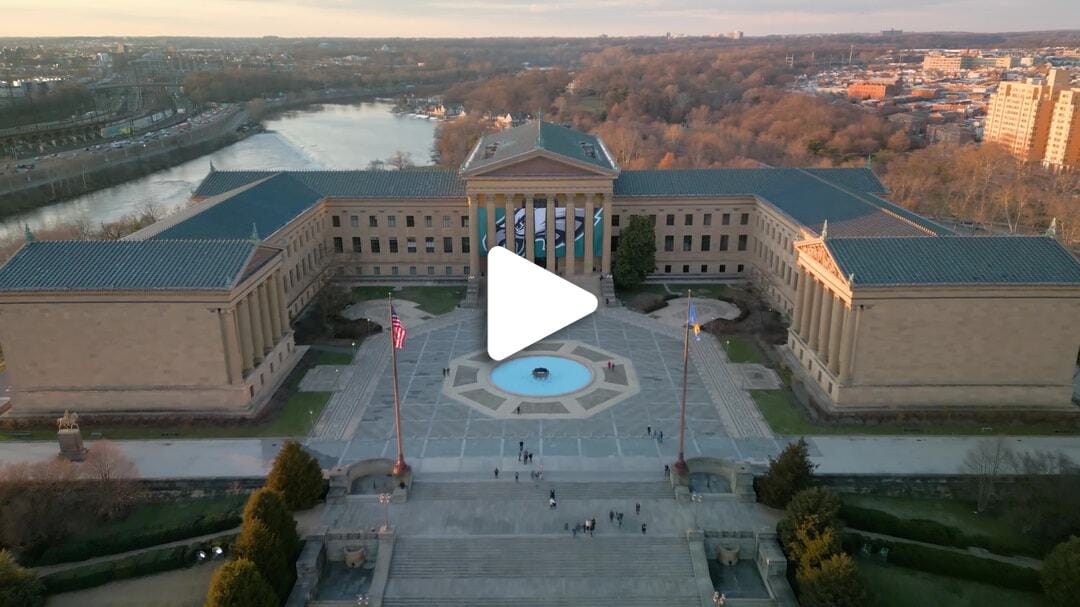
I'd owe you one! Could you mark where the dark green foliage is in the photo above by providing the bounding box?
[778,487,842,549]
[612,215,656,290]
[39,540,233,595]
[204,558,279,607]
[0,549,44,607]
[266,440,326,511]
[843,532,1041,593]
[242,489,298,557]
[232,520,292,600]
[1041,536,1080,607]
[796,552,873,607]
[757,437,816,508]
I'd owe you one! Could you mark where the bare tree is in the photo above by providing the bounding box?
[386,150,414,170]
[84,440,139,518]
[961,437,1013,512]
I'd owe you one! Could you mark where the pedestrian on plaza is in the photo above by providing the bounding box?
[550,489,556,500]
[538,463,543,479]
[494,467,499,479]
[635,502,641,515]
[517,451,522,463]
[664,464,670,478]
[519,440,524,453]
[659,430,664,443]
[641,523,647,534]
[572,525,578,538]
[609,510,614,523]
[515,472,519,482]
[589,519,595,537]
[647,425,652,436]
[618,514,623,528]
[549,497,557,510]
[516,406,521,415]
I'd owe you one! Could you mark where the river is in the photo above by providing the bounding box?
[0,101,438,241]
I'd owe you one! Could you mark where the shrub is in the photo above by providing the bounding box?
[243,488,298,556]
[0,549,44,607]
[232,519,292,600]
[627,292,668,314]
[796,552,872,607]
[779,487,842,550]
[266,440,325,511]
[844,532,1041,592]
[205,558,278,607]
[612,215,656,290]
[1041,536,1080,607]
[757,437,816,508]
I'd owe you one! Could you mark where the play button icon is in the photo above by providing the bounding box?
[486,247,598,361]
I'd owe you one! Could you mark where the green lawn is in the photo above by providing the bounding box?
[751,389,1080,436]
[858,559,1045,607]
[842,494,1043,556]
[722,335,762,364]
[314,349,355,365]
[351,285,464,315]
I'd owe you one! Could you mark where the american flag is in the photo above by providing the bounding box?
[390,306,407,349]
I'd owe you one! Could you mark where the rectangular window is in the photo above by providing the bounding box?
[701,235,711,251]
[333,237,343,253]
[425,237,435,253]
[332,216,341,227]
[443,215,451,228]
[351,215,359,228]
[369,215,378,228]
[406,215,415,228]
[427,266,434,275]
[445,266,453,275]
[682,264,690,273]
[388,215,397,227]
[684,213,693,226]
[370,238,381,253]
[612,214,620,227]
[700,264,708,273]
[462,237,470,253]
[737,264,744,273]
[664,235,674,252]
[738,235,748,251]
[392,266,399,275]
[719,235,729,251]
[719,264,727,273]
[389,238,399,253]
[461,216,469,228]
[443,237,453,253]
[352,237,362,253]
[373,266,381,275]
[424,216,432,228]
[740,213,749,225]
[722,213,731,225]
[703,213,712,226]
[664,264,672,273]
[464,265,470,275]
[666,214,675,226]
[407,237,417,253]
[682,235,692,251]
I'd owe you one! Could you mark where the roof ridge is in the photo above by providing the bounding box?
[794,168,945,237]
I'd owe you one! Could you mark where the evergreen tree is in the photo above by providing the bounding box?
[232,519,292,600]
[266,440,325,511]
[757,437,816,508]
[243,488,299,556]
[204,558,278,607]
[778,487,842,549]
[0,550,44,607]
[1042,536,1080,607]
[612,215,656,290]
[796,552,872,607]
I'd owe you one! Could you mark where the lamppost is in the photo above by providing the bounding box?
[377,493,392,531]
[713,591,726,606]
[356,595,370,606]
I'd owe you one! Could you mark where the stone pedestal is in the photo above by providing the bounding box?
[57,428,86,461]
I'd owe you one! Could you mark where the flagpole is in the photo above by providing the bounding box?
[389,293,409,476]
[674,289,690,475]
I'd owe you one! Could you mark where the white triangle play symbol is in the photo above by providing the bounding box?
[487,247,598,361]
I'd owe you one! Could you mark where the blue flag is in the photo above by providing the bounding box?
[688,301,701,340]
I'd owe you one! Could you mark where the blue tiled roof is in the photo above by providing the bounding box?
[193,169,466,199]
[0,240,257,291]
[826,236,1080,286]
[462,120,617,173]
[156,173,324,240]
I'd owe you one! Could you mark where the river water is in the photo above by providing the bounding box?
[0,101,438,241]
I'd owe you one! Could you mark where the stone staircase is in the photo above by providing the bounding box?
[599,275,619,307]
[408,481,674,501]
[383,536,701,607]
[311,336,388,440]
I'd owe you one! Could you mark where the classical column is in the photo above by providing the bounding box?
[816,287,833,358]
[584,193,595,273]
[467,195,479,275]
[275,273,289,330]
[793,270,808,339]
[249,292,265,362]
[838,305,856,384]
[267,277,282,340]
[565,194,577,276]
[237,297,255,373]
[808,279,823,351]
[219,308,243,384]
[503,193,515,252]
[827,296,844,371]
[601,194,613,274]
[525,195,536,263]
[258,282,274,350]
[484,193,496,261]
[545,194,557,271]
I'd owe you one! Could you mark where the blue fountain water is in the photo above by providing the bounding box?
[490,355,593,397]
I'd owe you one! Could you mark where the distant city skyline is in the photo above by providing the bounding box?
[3,0,1078,38]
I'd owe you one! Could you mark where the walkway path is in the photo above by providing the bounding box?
[33,527,237,576]
[847,528,1043,570]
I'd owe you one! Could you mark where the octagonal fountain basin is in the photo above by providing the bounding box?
[490,355,593,397]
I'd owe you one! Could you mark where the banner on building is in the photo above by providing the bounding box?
[478,207,602,258]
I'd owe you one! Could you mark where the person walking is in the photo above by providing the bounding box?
[550,489,556,500]
[641,523,647,534]
[515,472,519,482]
[664,464,670,478]
[519,440,524,453]
[494,467,499,479]
[572,525,578,538]
[635,502,641,515]
[517,450,522,463]
[647,425,652,436]
[609,510,614,523]
[658,430,664,443]
[617,513,623,528]
[549,497,557,510]
[589,519,595,537]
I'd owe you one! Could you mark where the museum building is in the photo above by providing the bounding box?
[0,119,1077,416]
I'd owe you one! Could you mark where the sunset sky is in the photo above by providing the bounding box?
[2,0,1076,38]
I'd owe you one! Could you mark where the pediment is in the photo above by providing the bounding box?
[798,241,847,285]
[464,149,616,179]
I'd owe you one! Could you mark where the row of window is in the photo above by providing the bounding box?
[660,263,744,274]
[612,212,750,228]
[345,265,471,277]
[332,236,471,255]
[332,213,470,229]
[662,234,748,253]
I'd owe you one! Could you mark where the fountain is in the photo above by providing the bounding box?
[490,355,592,397]
[532,367,550,379]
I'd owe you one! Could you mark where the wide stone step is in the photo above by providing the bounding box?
[409,481,673,501]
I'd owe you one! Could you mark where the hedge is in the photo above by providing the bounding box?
[841,504,1039,558]
[30,512,241,567]
[40,535,235,595]
[843,532,1041,593]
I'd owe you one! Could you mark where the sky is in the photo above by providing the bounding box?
[1,0,1077,38]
